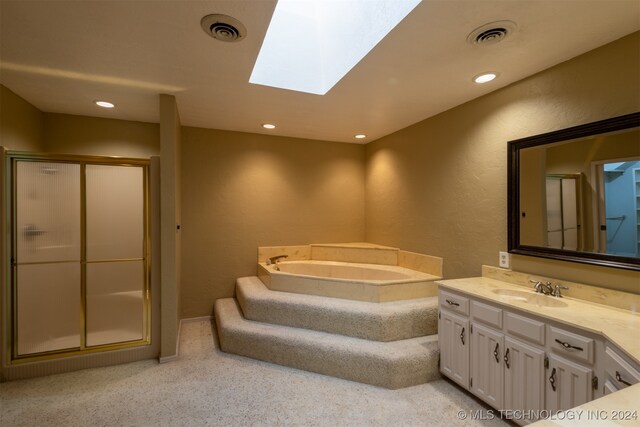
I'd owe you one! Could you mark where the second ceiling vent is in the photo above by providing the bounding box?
[467,20,517,46]
[201,14,246,42]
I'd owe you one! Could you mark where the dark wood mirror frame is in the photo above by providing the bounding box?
[508,112,640,271]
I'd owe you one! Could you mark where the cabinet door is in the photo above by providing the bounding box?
[546,354,593,412]
[439,310,470,388]
[470,323,504,408]
[504,337,545,413]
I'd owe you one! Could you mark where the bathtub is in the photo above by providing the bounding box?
[257,260,439,302]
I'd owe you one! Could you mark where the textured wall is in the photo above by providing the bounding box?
[43,113,159,158]
[0,85,44,152]
[180,127,366,317]
[365,33,640,293]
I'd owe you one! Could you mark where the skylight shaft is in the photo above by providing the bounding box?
[249,0,422,95]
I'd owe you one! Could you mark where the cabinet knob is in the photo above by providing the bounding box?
[446,299,460,307]
[460,327,465,345]
[503,348,510,369]
[493,343,500,364]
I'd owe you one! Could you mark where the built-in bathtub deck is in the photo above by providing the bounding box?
[257,243,443,302]
[214,243,444,389]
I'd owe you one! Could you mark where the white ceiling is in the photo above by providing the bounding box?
[1,0,639,144]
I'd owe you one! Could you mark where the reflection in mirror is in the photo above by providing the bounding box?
[509,112,640,270]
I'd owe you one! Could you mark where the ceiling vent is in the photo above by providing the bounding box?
[201,14,246,42]
[467,20,517,46]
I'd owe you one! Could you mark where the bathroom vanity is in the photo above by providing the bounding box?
[437,270,639,425]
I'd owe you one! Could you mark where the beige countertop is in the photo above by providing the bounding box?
[436,277,640,364]
[529,383,640,426]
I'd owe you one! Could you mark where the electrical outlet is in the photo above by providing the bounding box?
[499,251,511,268]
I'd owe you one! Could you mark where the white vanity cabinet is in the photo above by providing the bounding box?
[438,291,470,388]
[545,326,596,411]
[437,285,639,423]
[603,344,640,394]
[465,299,546,414]
[470,322,504,408]
[503,336,546,413]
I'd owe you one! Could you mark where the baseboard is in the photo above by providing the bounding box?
[158,316,214,363]
[158,354,178,364]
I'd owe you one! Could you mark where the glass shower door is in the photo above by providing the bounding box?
[12,156,149,360]
[85,165,145,346]
[15,161,81,355]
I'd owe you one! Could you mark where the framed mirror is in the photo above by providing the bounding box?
[508,112,640,271]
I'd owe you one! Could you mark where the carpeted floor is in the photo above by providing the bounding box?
[0,319,508,426]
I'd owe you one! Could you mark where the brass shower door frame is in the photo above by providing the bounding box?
[7,152,151,364]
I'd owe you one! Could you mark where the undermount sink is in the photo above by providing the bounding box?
[491,288,568,308]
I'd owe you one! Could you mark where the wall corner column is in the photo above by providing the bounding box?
[159,94,182,362]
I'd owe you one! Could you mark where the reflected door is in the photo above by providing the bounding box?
[545,175,581,251]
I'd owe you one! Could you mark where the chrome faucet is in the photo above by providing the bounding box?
[530,279,553,295]
[266,254,288,265]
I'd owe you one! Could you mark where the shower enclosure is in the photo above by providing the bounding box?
[9,153,150,361]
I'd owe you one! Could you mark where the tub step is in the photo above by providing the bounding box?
[214,298,441,389]
[236,276,438,342]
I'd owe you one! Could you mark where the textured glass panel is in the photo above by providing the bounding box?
[86,261,144,346]
[17,263,81,355]
[16,161,81,263]
[86,165,144,260]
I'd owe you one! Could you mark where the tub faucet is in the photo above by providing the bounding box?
[266,255,288,265]
[530,279,553,295]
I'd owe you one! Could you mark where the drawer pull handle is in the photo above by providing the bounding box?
[493,343,500,363]
[460,327,465,345]
[504,348,510,369]
[615,371,632,387]
[555,338,583,351]
[549,367,557,391]
[446,299,460,307]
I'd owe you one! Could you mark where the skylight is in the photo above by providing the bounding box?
[249,0,422,95]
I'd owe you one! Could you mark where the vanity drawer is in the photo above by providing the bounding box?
[439,290,469,316]
[549,326,594,365]
[604,346,640,390]
[505,311,545,346]
[471,300,502,329]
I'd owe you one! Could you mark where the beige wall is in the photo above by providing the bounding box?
[0,85,44,152]
[180,127,366,317]
[43,113,159,158]
[365,32,640,293]
[159,94,181,360]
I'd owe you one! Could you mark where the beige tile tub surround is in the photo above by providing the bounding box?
[258,245,311,263]
[310,243,399,265]
[258,261,439,303]
[258,243,443,276]
[482,266,640,312]
[437,276,640,364]
[399,250,443,277]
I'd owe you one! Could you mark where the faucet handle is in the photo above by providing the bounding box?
[552,284,569,298]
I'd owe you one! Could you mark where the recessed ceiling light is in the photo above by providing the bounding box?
[473,73,498,84]
[262,123,276,129]
[95,100,115,108]
[355,134,367,139]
